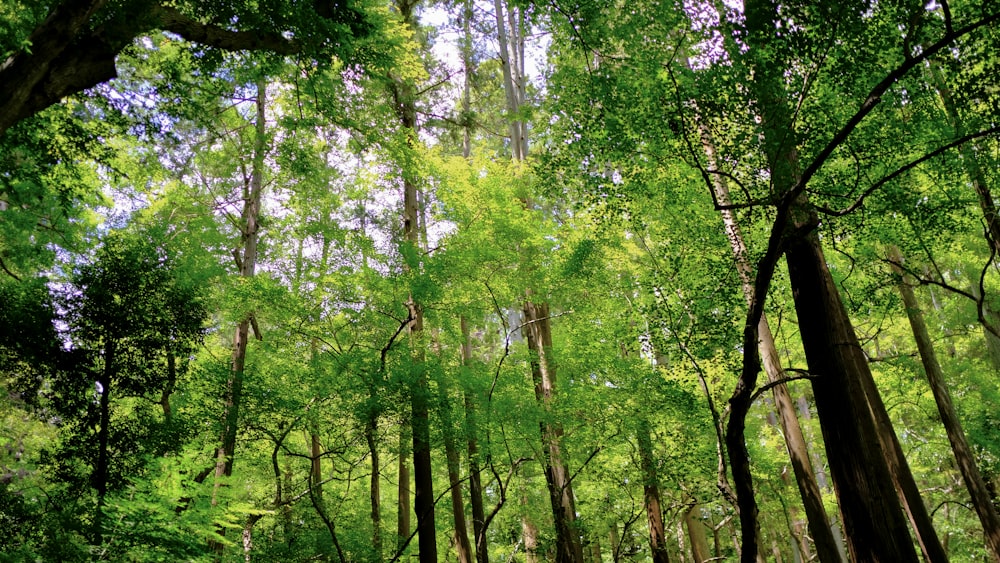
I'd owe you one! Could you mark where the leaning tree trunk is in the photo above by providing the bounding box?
[701,123,841,563]
[891,246,1000,561]
[728,1,941,559]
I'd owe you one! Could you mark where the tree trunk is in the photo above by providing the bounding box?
[523,505,541,563]
[685,504,711,563]
[440,381,473,563]
[891,246,1000,562]
[638,419,670,563]
[524,300,586,563]
[397,423,411,552]
[462,317,490,563]
[310,431,322,499]
[492,0,524,160]
[494,2,581,557]
[93,338,114,546]
[783,226,919,562]
[701,122,841,563]
[211,78,267,555]
[366,413,382,558]
[390,1,437,559]
[736,2,932,559]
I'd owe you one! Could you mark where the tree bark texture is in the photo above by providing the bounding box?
[784,226,919,562]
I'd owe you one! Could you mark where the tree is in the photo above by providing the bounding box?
[60,231,206,546]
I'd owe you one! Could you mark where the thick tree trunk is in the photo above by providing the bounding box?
[524,300,585,563]
[638,419,670,563]
[784,226,919,562]
[522,507,541,563]
[891,246,1000,561]
[495,3,581,557]
[0,1,309,139]
[685,504,712,563]
[702,125,841,563]
[737,2,935,559]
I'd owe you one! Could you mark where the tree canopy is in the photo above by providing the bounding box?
[2,0,1000,561]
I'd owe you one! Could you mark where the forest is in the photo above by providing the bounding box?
[1,0,1000,561]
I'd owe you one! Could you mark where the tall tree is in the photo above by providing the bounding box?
[890,246,1000,561]
[389,1,437,559]
[213,76,268,547]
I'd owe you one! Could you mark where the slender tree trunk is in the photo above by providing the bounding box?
[93,338,114,546]
[397,423,411,551]
[310,431,322,499]
[495,3,581,557]
[891,246,1000,561]
[493,0,523,160]
[459,14,490,559]
[365,413,382,558]
[462,317,489,563]
[524,300,586,562]
[440,381,473,563]
[390,2,436,559]
[638,419,670,563]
